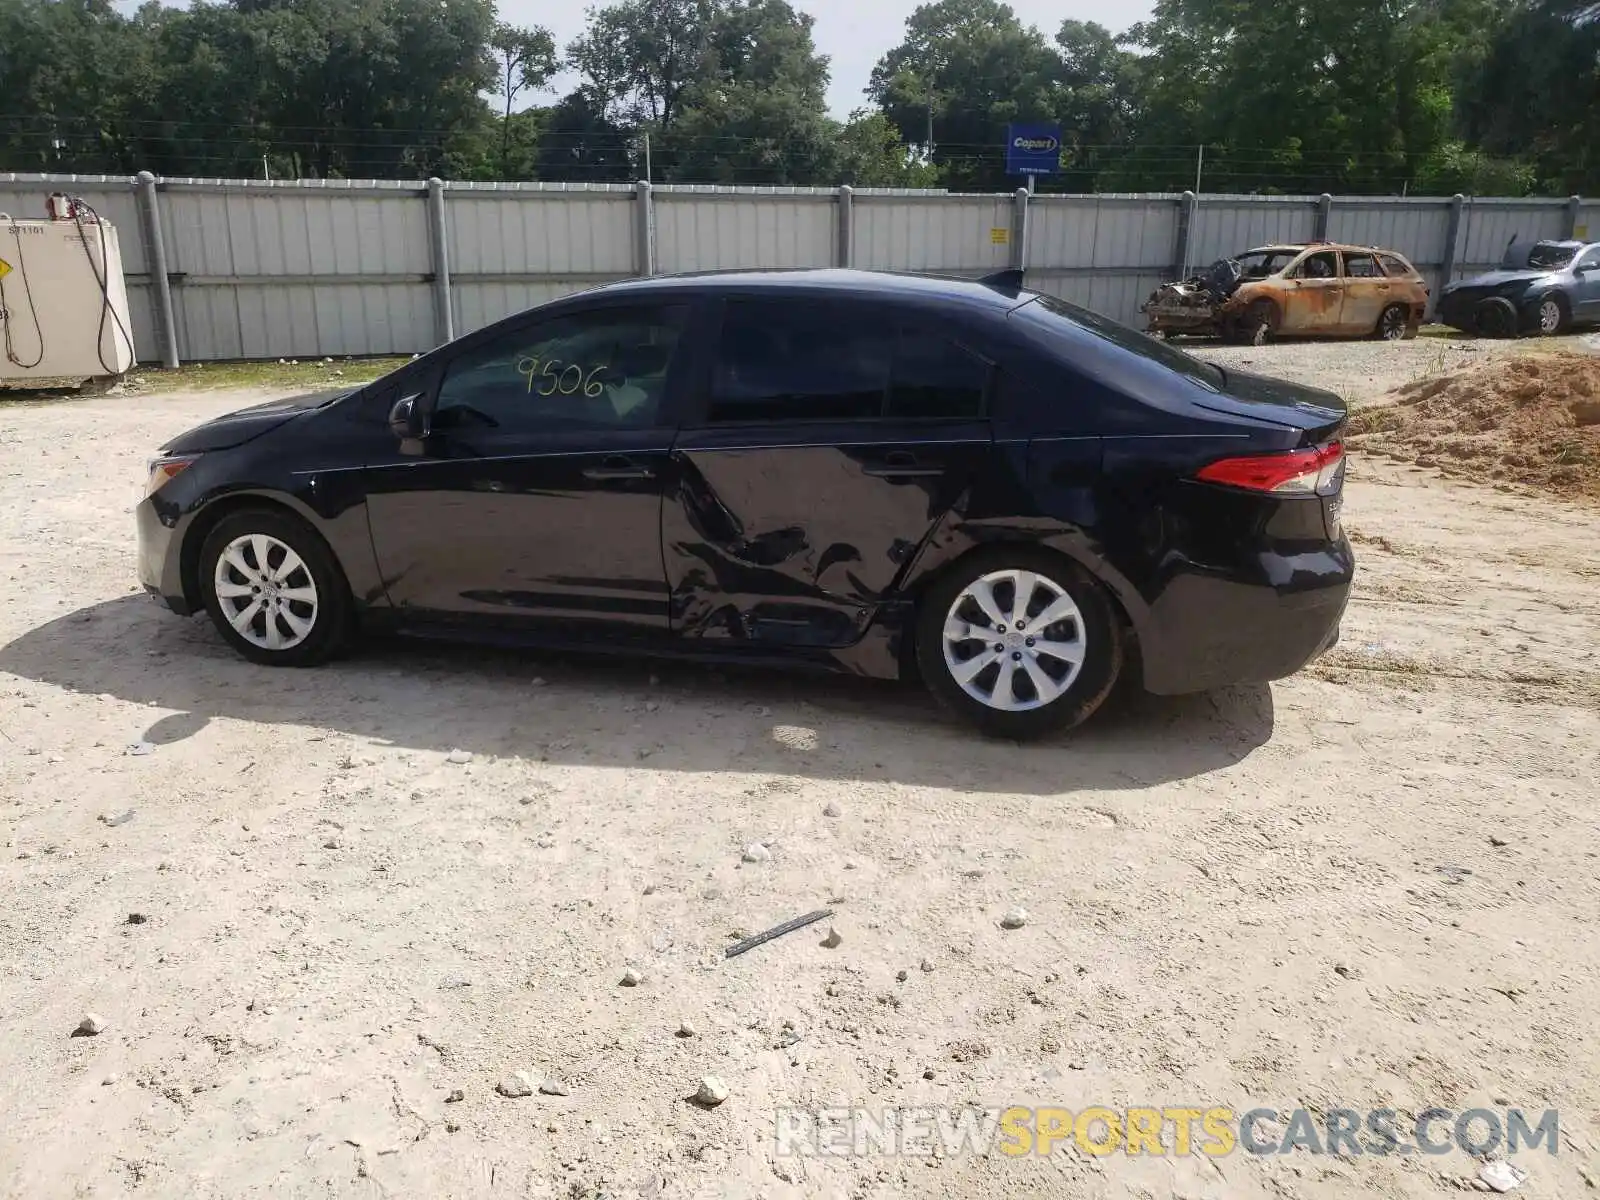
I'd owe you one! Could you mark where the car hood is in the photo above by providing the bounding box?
[1192,367,1347,441]
[1443,270,1558,293]
[160,389,352,454]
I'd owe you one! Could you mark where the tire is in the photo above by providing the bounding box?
[1533,293,1570,337]
[914,548,1123,740]
[1375,303,1410,341]
[1474,296,1518,339]
[1241,299,1276,346]
[198,506,351,667]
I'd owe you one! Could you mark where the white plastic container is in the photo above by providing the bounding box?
[0,215,136,381]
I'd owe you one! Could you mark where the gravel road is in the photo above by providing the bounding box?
[1,382,1597,1199]
[1189,328,1600,406]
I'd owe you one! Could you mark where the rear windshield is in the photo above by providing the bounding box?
[1502,241,1579,270]
[1011,294,1223,388]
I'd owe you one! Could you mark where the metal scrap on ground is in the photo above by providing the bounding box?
[724,908,834,959]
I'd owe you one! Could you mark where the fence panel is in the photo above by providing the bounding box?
[446,185,636,332]
[654,189,836,274]
[3,173,1596,364]
[1578,204,1600,242]
[1028,195,1180,326]
[1455,199,1572,278]
[853,193,1013,275]
[1190,196,1318,267]
[156,181,434,359]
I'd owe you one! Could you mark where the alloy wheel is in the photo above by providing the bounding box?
[941,568,1086,712]
[212,533,320,651]
[1378,307,1407,340]
[1539,299,1562,334]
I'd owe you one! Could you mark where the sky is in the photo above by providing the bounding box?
[500,0,1156,119]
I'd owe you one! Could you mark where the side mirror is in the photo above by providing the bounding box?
[388,393,428,441]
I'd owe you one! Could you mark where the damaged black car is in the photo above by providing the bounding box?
[1437,239,1600,337]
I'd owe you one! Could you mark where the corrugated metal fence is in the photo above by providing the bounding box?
[2,173,1592,365]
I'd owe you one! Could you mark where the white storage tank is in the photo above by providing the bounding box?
[0,200,137,383]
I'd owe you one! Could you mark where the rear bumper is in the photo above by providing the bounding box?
[1138,544,1353,694]
[136,496,196,616]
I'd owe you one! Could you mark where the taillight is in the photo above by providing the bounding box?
[1195,441,1344,496]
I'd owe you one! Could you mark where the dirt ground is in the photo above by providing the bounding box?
[2,361,1599,1199]
[1191,327,1600,406]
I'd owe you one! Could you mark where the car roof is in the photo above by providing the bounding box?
[583,267,1023,311]
[1243,243,1408,256]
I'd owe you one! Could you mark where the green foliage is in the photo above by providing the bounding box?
[0,0,1592,192]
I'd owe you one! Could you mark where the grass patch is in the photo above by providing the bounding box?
[130,355,413,393]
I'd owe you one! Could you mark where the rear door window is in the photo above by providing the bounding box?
[1292,251,1340,279]
[888,330,990,419]
[1344,252,1381,278]
[708,299,892,423]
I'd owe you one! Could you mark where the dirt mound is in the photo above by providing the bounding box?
[1348,353,1600,500]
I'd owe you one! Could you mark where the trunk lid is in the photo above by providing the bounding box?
[1191,366,1346,444]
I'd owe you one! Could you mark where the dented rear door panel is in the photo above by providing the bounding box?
[665,422,992,646]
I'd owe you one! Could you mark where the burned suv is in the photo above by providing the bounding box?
[1143,243,1429,344]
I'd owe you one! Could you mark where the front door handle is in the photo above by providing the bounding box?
[863,450,944,479]
[582,454,655,481]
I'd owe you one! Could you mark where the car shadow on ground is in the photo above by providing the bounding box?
[1,596,1277,794]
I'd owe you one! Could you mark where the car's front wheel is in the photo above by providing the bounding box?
[915,550,1122,739]
[198,507,350,666]
[1535,294,1570,337]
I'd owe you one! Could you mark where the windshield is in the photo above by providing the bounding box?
[1014,294,1223,388]
[1502,241,1579,270]
[1234,250,1299,280]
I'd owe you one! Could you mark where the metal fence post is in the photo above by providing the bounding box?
[425,178,453,346]
[837,184,853,268]
[134,171,180,369]
[1437,193,1466,317]
[1174,190,1197,278]
[1565,195,1582,239]
[635,180,656,278]
[1011,187,1029,274]
[1314,193,1333,242]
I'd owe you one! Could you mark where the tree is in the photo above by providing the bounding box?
[489,21,556,177]
[828,110,939,187]
[568,0,717,134]
[868,0,1065,191]
[533,90,637,183]
[1122,0,1504,193]
[1458,0,1600,192]
[569,0,840,184]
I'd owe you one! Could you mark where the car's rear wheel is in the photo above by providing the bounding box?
[915,550,1122,739]
[198,507,350,667]
[1375,303,1409,341]
[1535,294,1569,336]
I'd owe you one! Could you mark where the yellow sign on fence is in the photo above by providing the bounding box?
[990,227,1009,245]
[0,257,11,281]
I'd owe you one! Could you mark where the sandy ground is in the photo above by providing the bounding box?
[2,368,1599,1199]
[1190,328,1600,406]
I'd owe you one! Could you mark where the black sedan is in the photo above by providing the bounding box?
[1437,239,1600,336]
[137,269,1353,739]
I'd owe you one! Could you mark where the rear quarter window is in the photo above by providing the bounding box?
[1377,253,1417,278]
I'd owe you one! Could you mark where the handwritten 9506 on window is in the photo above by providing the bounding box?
[515,356,609,397]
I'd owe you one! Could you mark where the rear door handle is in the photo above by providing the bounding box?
[863,450,944,479]
[582,454,655,481]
